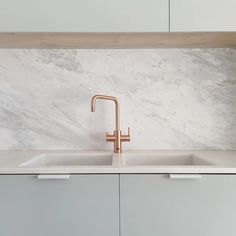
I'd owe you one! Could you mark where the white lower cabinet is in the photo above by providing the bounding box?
[0,175,119,236]
[120,174,236,236]
[1,174,236,236]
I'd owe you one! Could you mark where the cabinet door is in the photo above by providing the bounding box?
[171,0,236,31]
[120,174,236,236]
[0,0,168,32]
[0,174,119,236]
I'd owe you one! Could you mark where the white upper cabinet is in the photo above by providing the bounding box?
[0,0,234,33]
[171,0,236,31]
[0,0,168,32]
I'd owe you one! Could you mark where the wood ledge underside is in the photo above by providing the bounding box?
[0,32,235,48]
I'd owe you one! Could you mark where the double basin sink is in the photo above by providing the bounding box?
[20,152,214,168]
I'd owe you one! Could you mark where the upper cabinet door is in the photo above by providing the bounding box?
[171,0,236,31]
[0,0,168,32]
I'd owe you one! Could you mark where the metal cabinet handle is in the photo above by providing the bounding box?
[37,175,70,180]
[169,174,202,179]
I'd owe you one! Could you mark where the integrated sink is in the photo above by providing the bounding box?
[122,153,214,166]
[20,152,215,168]
[20,152,113,167]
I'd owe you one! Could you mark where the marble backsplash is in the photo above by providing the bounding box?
[0,49,235,150]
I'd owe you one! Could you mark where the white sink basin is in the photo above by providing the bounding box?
[122,153,214,166]
[20,152,215,168]
[20,152,113,167]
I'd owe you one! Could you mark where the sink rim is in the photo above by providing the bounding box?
[19,151,216,168]
[120,153,216,166]
[20,152,114,167]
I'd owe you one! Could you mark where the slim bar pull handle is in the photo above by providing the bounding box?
[169,174,202,179]
[37,175,70,180]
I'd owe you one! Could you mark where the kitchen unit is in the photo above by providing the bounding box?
[0,174,119,236]
[121,174,236,236]
[0,0,235,32]
[0,151,236,236]
[171,0,236,31]
[0,0,235,235]
[0,0,168,32]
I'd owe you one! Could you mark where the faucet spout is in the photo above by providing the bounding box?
[91,95,130,153]
[91,95,120,131]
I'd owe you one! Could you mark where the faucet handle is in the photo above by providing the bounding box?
[106,131,116,142]
[128,127,130,136]
[120,127,131,142]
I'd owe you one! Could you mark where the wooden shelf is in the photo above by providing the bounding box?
[0,32,235,48]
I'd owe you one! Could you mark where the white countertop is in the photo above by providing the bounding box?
[0,150,236,174]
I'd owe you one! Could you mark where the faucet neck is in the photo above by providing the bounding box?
[91,95,120,132]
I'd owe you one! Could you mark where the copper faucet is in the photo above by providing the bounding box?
[91,95,130,153]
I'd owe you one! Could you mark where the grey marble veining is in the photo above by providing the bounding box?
[0,49,235,150]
